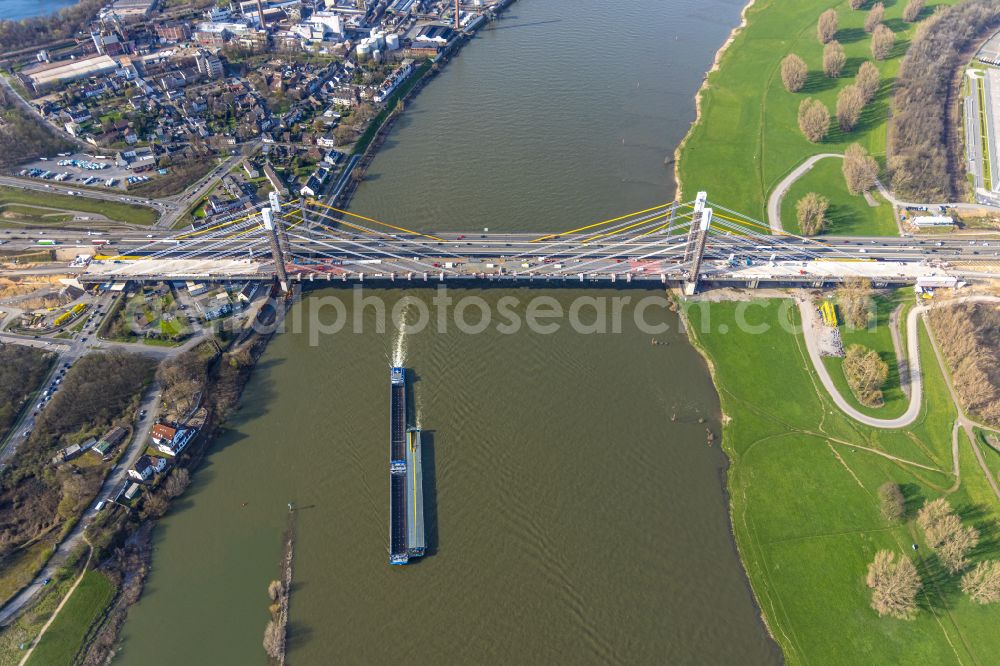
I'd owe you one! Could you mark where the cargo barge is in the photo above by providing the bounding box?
[389,367,425,565]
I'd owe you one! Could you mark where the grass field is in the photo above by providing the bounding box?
[26,570,114,666]
[0,186,158,226]
[677,0,957,228]
[685,296,1000,664]
[778,157,898,235]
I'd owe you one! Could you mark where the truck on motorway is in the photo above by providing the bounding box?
[36,239,57,246]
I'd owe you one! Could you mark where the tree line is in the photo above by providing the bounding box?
[928,302,1000,427]
[888,0,1000,201]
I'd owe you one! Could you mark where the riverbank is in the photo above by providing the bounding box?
[675,0,961,226]
[71,292,291,664]
[682,293,1000,663]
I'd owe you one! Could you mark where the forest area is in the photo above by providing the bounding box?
[0,344,53,441]
[0,85,72,169]
[0,351,153,558]
[888,0,1000,201]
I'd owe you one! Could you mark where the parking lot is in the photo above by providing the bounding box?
[14,152,151,192]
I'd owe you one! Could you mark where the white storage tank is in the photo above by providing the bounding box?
[385,33,400,50]
[356,40,371,58]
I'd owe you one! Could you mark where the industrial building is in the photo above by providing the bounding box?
[23,55,119,92]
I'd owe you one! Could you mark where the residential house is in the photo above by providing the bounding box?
[156,427,196,456]
[129,455,154,481]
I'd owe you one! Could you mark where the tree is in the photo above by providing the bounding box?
[798,98,830,143]
[903,0,925,22]
[917,497,980,574]
[781,54,808,92]
[837,85,865,131]
[962,561,1000,604]
[796,192,829,235]
[867,550,921,619]
[263,619,284,659]
[163,468,190,499]
[843,143,878,194]
[836,276,872,329]
[871,24,894,60]
[268,579,284,602]
[141,492,169,520]
[878,482,905,522]
[938,525,979,573]
[843,344,889,406]
[818,9,839,43]
[823,40,847,78]
[865,2,885,32]
[849,0,866,8]
[856,61,881,103]
[917,497,953,532]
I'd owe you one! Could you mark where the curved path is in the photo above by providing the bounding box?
[768,154,1000,233]
[767,153,841,233]
[798,295,1000,429]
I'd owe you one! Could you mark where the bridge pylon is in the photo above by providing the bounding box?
[262,207,289,293]
[268,192,292,260]
[683,203,712,296]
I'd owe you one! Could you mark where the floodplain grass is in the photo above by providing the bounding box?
[25,570,113,666]
[684,297,1000,664]
[0,186,157,226]
[779,157,898,236]
[677,0,960,226]
[0,570,76,666]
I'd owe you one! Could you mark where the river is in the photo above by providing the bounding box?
[0,0,79,21]
[116,0,781,664]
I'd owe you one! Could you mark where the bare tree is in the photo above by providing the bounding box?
[917,498,953,532]
[818,9,839,44]
[781,54,808,93]
[867,550,921,619]
[263,619,285,659]
[878,482,905,522]
[856,61,881,103]
[163,468,190,499]
[843,344,889,406]
[871,24,894,60]
[865,2,885,32]
[917,497,980,574]
[823,40,847,78]
[962,561,1000,604]
[837,85,865,131]
[798,98,830,143]
[796,192,829,235]
[843,143,878,194]
[938,525,979,573]
[268,579,283,602]
[849,0,866,8]
[903,0,925,22]
[836,276,872,328]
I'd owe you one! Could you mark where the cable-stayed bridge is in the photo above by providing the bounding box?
[76,192,997,292]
